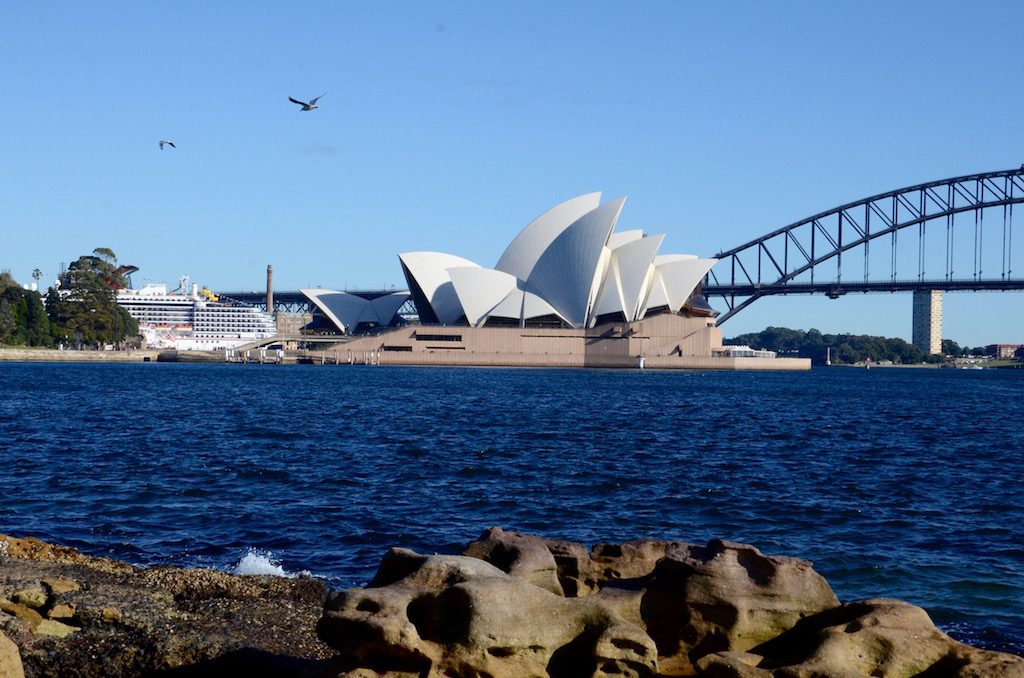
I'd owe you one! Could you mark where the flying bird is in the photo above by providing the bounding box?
[288,93,326,111]
[159,140,176,150]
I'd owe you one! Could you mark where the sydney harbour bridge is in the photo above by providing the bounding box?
[701,167,1024,348]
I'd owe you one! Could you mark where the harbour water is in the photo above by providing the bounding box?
[1,362,1021,654]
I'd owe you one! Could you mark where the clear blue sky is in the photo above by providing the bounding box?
[2,2,1021,346]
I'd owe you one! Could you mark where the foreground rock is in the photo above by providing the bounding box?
[3,528,1023,677]
[321,527,1024,677]
[0,533,335,677]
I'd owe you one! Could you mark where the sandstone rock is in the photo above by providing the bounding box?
[33,619,79,639]
[41,578,80,595]
[590,539,688,582]
[101,607,121,623]
[320,550,658,677]
[11,590,47,611]
[0,631,25,678]
[462,529,686,598]
[0,534,133,573]
[741,598,1024,677]
[614,539,839,674]
[1,602,43,631]
[46,603,76,622]
[462,526,565,595]
[539,536,595,596]
[696,650,773,677]
[321,532,1024,678]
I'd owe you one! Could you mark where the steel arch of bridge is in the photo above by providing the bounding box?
[704,167,1024,324]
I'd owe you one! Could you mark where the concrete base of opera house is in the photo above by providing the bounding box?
[328,314,811,371]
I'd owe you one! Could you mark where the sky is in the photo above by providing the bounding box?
[2,1,1022,347]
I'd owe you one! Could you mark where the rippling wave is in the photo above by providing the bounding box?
[1,362,1021,654]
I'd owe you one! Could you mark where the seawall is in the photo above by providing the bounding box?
[0,348,160,363]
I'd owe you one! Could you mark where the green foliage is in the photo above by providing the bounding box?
[92,247,117,264]
[941,339,964,357]
[47,248,138,347]
[0,271,52,347]
[725,326,928,365]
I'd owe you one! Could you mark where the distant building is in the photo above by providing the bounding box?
[912,290,942,355]
[987,344,1024,359]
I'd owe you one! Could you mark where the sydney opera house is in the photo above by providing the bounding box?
[329,193,808,369]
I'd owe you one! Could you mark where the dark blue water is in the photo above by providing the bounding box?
[1,363,1021,654]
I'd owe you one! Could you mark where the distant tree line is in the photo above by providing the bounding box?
[0,248,138,349]
[724,327,988,366]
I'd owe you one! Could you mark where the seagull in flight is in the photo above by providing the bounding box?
[289,93,326,111]
[159,140,176,150]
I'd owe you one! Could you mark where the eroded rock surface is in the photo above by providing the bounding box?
[697,598,1024,677]
[320,527,1024,677]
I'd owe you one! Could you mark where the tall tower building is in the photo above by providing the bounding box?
[912,290,942,355]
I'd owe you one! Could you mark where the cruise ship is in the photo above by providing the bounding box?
[116,278,277,350]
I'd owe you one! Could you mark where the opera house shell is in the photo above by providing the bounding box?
[300,289,409,335]
[399,193,718,330]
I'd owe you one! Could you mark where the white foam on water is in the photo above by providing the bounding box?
[232,549,295,578]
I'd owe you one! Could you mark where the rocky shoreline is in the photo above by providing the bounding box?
[2,528,1022,677]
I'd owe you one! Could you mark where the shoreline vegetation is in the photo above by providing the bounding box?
[1,530,1022,677]
[725,326,1017,367]
[0,250,138,352]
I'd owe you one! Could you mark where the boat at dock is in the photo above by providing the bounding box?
[117,278,277,351]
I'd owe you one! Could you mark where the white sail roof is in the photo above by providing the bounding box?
[652,257,718,312]
[447,267,518,327]
[397,194,719,331]
[593,233,664,321]
[301,289,409,333]
[526,197,625,328]
[399,252,480,325]
[606,229,644,250]
[495,192,601,282]
[369,292,410,324]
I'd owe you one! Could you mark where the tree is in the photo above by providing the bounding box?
[725,326,933,365]
[941,339,963,357]
[0,297,14,342]
[0,272,52,347]
[92,247,117,265]
[48,248,137,347]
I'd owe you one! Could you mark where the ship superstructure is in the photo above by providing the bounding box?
[117,279,276,350]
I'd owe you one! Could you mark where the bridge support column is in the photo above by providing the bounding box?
[912,290,942,355]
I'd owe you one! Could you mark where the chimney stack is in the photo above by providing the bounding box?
[266,265,274,315]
